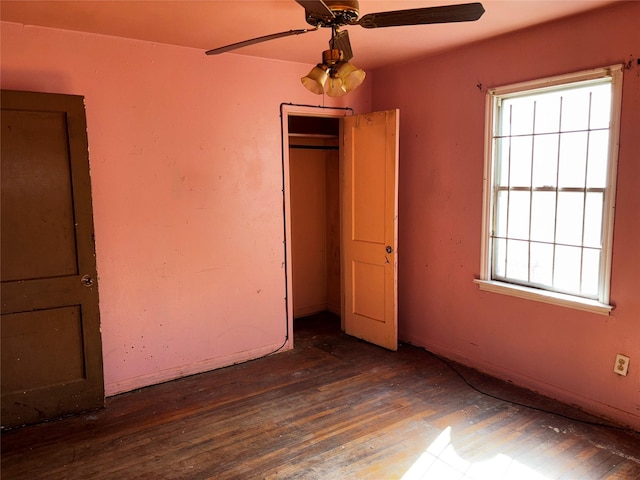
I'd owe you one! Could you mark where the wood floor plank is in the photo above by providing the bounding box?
[2,312,639,479]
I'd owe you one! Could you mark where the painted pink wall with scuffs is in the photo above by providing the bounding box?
[0,22,371,395]
[371,2,640,429]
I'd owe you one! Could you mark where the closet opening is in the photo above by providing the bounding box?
[286,113,342,337]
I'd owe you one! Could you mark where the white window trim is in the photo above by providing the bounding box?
[477,65,623,315]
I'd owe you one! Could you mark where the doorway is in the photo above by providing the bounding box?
[281,105,350,342]
[282,105,399,351]
[288,114,341,320]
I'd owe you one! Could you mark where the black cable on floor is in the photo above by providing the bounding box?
[402,342,639,436]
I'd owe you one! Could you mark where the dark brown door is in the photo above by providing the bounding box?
[1,90,104,429]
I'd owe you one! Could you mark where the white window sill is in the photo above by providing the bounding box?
[473,279,614,316]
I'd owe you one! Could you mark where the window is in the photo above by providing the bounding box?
[476,66,623,314]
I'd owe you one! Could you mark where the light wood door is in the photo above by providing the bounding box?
[1,90,104,428]
[342,110,399,350]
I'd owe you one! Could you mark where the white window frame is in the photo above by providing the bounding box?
[475,65,623,315]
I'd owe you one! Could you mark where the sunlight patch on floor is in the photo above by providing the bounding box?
[401,426,550,480]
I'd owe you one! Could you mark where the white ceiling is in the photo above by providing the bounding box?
[1,0,618,70]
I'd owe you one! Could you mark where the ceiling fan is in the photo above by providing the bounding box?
[206,1,485,96]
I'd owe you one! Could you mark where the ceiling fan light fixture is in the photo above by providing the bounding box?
[302,48,364,96]
[301,64,329,94]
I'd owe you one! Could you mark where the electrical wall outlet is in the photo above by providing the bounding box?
[614,354,630,376]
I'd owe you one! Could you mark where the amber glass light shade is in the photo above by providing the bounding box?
[326,76,347,97]
[301,65,329,95]
[335,61,366,92]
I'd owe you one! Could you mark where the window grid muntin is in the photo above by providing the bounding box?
[490,80,612,300]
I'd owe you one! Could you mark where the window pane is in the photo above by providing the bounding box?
[558,132,588,188]
[530,191,556,243]
[487,69,617,303]
[530,241,553,286]
[494,190,508,237]
[504,97,534,136]
[556,192,584,246]
[497,102,510,137]
[560,88,590,132]
[495,137,510,187]
[532,134,559,187]
[492,237,507,278]
[586,130,609,188]
[506,239,529,282]
[554,245,581,292]
[534,93,561,134]
[582,248,600,296]
[508,191,530,240]
[583,192,603,247]
[509,136,533,187]
[589,83,612,130]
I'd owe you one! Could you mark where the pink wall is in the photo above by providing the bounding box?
[372,2,640,429]
[0,22,371,395]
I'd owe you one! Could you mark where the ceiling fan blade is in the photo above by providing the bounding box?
[330,30,353,62]
[358,2,485,29]
[294,0,335,20]
[205,28,316,55]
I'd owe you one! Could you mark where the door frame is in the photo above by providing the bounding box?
[280,104,352,344]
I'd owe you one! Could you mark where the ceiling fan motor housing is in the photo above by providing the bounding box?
[322,49,344,66]
[306,0,360,26]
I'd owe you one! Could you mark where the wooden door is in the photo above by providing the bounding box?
[342,110,399,350]
[1,90,104,429]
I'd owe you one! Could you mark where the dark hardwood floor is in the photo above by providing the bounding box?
[2,312,639,479]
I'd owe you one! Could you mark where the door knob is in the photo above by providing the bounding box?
[386,246,393,254]
[81,274,94,287]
